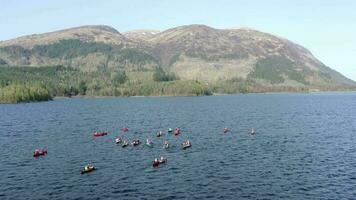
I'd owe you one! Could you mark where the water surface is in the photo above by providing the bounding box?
[1,93,356,199]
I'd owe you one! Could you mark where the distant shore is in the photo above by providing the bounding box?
[55,90,356,99]
[3,90,356,104]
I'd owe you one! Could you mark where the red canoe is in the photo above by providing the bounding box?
[33,149,47,157]
[121,127,129,132]
[174,128,180,136]
[93,132,108,137]
[152,158,167,167]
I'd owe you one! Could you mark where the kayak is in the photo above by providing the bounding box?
[81,166,96,174]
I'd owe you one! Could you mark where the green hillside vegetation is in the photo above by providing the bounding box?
[33,39,112,58]
[0,62,332,103]
[0,83,52,103]
[0,65,211,103]
[0,39,158,70]
[248,56,308,84]
[153,67,178,82]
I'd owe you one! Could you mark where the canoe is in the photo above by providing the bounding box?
[145,143,153,148]
[93,132,107,137]
[159,158,167,164]
[152,161,159,167]
[121,127,129,132]
[152,158,167,167]
[81,167,96,174]
[122,142,129,148]
[33,149,47,157]
[33,152,47,157]
[182,143,191,149]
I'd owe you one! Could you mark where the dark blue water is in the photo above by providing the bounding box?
[1,93,356,200]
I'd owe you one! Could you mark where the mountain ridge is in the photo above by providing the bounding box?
[0,25,131,48]
[0,24,355,90]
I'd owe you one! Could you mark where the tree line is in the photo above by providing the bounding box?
[0,66,211,103]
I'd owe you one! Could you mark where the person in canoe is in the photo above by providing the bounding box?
[174,127,181,136]
[33,149,39,156]
[152,158,159,167]
[163,141,170,149]
[159,156,167,164]
[146,139,153,147]
[115,137,123,144]
[33,148,47,157]
[152,156,167,167]
[81,164,95,174]
[182,140,191,149]
[122,140,129,148]
[223,128,229,133]
[250,128,256,135]
[131,139,140,146]
[168,128,173,133]
[156,131,163,137]
[84,164,90,171]
[121,127,129,132]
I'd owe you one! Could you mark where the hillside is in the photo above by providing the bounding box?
[0,25,131,47]
[143,25,354,88]
[123,29,160,42]
[0,24,355,102]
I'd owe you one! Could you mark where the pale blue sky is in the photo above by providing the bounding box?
[1,0,355,80]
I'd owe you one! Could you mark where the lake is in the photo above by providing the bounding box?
[0,93,356,199]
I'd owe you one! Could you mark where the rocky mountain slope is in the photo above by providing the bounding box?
[123,29,160,42]
[0,24,354,90]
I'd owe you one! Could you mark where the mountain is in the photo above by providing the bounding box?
[0,25,157,72]
[0,24,355,92]
[123,29,160,42]
[142,25,354,87]
[0,25,130,48]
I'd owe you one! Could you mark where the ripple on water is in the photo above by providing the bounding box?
[1,94,356,199]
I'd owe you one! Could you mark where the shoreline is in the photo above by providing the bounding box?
[3,90,356,104]
[56,90,356,99]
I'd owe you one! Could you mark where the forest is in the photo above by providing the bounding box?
[0,66,212,103]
